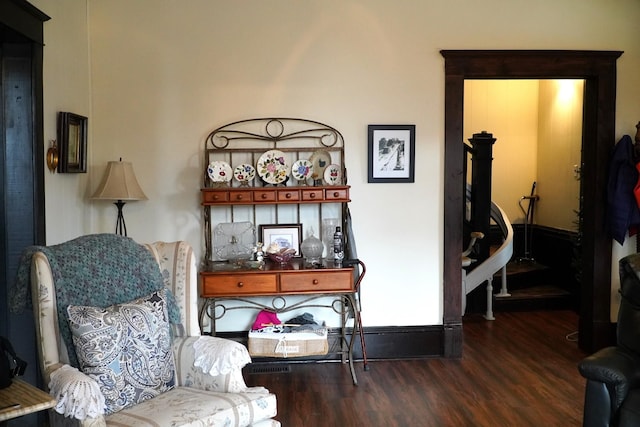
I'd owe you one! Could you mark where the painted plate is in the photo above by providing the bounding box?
[309,150,332,180]
[256,150,290,184]
[207,161,233,183]
[291,159,314,181]
[323,163,342,185]
[233,163,256,183]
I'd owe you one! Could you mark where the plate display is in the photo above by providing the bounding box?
[291,159,314,182]
[323,164,342,185]
[308,150,332,180]
[207,161,233,183]
[213,221,256,261]
[233,164,256,184]
[256,150,290,184]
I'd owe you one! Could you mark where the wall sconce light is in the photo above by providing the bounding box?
[46,140,58,173]
[91,159,147,236]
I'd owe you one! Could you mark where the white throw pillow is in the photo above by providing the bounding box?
[67,289,176,415]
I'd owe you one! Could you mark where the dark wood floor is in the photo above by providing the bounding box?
[245,310,588,427]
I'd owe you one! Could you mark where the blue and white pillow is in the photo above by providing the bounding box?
[67,289,176,415]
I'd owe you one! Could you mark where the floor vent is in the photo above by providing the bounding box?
[248,365,291,375]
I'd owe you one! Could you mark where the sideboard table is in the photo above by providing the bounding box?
[200,258,368,384]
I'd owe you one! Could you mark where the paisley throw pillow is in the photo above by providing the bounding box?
[67,289,176,415]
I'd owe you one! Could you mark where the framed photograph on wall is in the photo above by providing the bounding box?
[259,223,302,256]
[57,111,88,173]
[368,124,415,183]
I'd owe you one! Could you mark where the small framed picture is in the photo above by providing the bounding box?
[57,111,88,173]
[259,223,302,256]
[368,124,415,183]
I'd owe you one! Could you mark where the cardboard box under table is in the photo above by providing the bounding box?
[248,329,328,358]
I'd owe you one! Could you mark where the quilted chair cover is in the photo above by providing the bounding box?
[29,235,279,427]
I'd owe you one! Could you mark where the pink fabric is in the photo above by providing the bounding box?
[251,310,281,330]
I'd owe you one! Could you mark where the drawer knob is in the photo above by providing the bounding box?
[333,192,339,198]
[237,282,244,288]
[312,279,319,285]
[285,193,292,199]
[261,194,267,199]
[236,194,243,200]
[213,195,219,200]
[310,193,316,199]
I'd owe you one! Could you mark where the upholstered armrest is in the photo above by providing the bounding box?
[173,336,266,393]
[579,346,640,410]
[48,364,106,420]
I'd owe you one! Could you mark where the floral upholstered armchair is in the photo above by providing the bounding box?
[22,234,278,427]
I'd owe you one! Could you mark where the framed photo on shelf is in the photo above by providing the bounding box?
[57,111,88,173]
[259,223,302,256]
[367,124,415,183]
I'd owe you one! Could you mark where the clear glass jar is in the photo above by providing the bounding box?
[300,228,324,264]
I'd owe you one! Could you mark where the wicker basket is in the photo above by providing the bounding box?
[248,329,328,358]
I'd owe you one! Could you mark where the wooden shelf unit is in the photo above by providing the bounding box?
[198,118,365,384]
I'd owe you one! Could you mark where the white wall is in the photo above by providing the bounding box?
[28,0,640,329]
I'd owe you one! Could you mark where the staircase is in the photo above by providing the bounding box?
[492,259,574,311]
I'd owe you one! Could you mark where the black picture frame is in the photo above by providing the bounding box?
[368,124,415,183]
[259,223,303,256]
[57,112,87,173]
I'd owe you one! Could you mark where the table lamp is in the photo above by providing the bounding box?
[92,159,147,236]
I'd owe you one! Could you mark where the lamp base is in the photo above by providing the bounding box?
[114,200,127,236]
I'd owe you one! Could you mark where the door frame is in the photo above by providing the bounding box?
[441,50,621,356]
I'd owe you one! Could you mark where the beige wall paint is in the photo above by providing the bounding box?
[536,80,583,231]
[464,80,539,225]
[27,0,640,328]
[29,0,93,242]
[464,79,583,232]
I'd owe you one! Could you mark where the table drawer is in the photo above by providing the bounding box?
[280,270,353,292]
[325,188,348,201]
[229,190,253,203]
[277,189,300,202]
[201,273,278,296]
[254,190,277,202]
[202,190,229,204]
[302,189,324,201]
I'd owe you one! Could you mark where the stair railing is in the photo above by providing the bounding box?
[462,131,513,319]
[463,185,513,319]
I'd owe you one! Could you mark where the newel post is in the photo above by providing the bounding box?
[469,131,496,263]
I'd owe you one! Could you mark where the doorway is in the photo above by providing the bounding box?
[440,50,621,356]
[464,79,584,312]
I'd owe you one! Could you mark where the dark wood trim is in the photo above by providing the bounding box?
[441,50,621,355]
[0,0,50,43]
[0,0,48,251]
[216,326,445,361]
[442,67,465,357]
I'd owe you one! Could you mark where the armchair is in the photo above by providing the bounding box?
[27,234,278,427]
[578,253,640,427]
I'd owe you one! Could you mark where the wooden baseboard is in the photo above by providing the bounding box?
[215,325,445,361]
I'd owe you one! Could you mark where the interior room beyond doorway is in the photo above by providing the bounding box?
[464,79,585,314]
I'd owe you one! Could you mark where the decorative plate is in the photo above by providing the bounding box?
[233,164,256,184]
[256,150,290,184]
[309,150,332,180]
[213,221,256,261]
[323,163,342,185]
[291,159,314,182]
[207,161,233,183]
